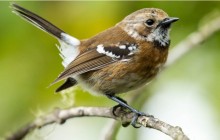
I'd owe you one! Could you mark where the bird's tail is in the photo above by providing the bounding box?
[10,3,80,67]
[11,3,65,40]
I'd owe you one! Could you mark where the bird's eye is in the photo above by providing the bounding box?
[145,19,155,26]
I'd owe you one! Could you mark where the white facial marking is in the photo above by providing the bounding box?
[122,22,170,47]
[123,24,146,41]
[146,27,170,47]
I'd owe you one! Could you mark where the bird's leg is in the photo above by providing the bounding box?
[112,96,128,115]
[106,94,146,128]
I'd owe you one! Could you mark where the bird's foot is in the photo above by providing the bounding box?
[130,111,146,128]
[106,94,153,128]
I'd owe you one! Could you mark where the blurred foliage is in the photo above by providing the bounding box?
[1,1,220,139]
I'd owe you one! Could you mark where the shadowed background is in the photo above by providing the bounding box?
[1,1,220,140]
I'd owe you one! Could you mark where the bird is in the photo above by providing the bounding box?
[11,3,178,127]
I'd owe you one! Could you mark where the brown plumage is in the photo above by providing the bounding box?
[71,26,168,95]
[11,3,178,127]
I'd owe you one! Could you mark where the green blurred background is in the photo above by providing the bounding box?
[1,1,220,140]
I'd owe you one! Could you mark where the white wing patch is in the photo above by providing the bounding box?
[96,43,138,60]
[97,45,120,58]
[96,44,105,53]
[119,45,126,49]
[58,33,80,67]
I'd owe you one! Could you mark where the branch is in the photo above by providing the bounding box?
[138,116,189,140]
[6,107,189,140]
[6,107,112,140]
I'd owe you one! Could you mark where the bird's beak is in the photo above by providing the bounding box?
[157,17,179,28]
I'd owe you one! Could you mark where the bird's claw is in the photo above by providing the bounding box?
[112,104,128,116]
[131,112,154,128]
[112,105,150,128]
[131,111,146,128]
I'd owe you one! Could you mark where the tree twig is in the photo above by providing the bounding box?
[6,107,189,140]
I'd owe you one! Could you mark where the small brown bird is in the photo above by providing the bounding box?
[11,3,178,127]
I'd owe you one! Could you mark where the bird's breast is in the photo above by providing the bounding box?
[78,43,168,95]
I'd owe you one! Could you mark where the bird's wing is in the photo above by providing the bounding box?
[52,43,138,84]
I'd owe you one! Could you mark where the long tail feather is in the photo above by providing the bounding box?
[11,3,81,90]
[11,3,80,67]
[11,3,64,40]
